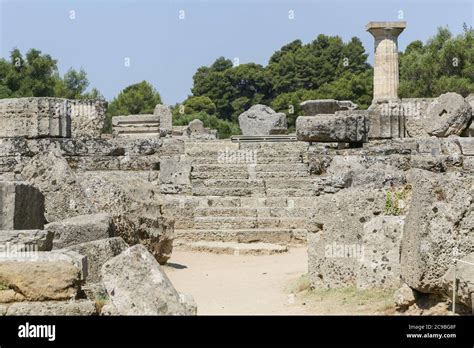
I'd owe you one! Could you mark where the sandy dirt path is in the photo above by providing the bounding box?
[163,247,311,315]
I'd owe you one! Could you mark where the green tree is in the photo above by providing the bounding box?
[182,95,216,115]
[105,81,162,132]
[399,25,474,97]
[54,68,89,99]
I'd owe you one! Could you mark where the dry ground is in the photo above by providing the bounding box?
[163,247,396,315]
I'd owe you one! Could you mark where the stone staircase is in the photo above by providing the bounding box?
[167,140,322,254]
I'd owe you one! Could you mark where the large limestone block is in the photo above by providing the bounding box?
[63,237,129,283]
[46,213,114,249]
[307,187,387,288]
[0,181,45,230]
[0,230,53,252]
[0,97,71,138]
[101,244,196,315]
[77,170,174,265]
[296,114,368,143]
[159,156,191,194]
[400,169,473,294]
[357,216,405,289]
[300,99,357,115]
[423,93,472,137]
[4,300,97,316]
[238,105,287,136]
[70,99,107,139]
[21,150,96,222]
[0,260,81,301]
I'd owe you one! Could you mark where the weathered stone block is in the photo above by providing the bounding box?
[423,92,472,137]
[101,244,196,315]
[0,260,81,301]
[300,99,357,115]
[159,156,191,194]
[357,216,405,289]
[296,114,368,143]
[238,105,287,136]
[0,230,53,252]
[400,169,473,293]
[46,213,114,249]
[366,102,405,139]
[70,99,107,139]
[63,237,128,283]
[4,300,98,316]
[0,181,44,230]
[112,115,160,138]
[0,97,71,138]
[154,104,173,132]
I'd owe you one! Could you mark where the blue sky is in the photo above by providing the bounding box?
[1,0,472,104]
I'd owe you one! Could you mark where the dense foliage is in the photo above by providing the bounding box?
[1,25,472,138]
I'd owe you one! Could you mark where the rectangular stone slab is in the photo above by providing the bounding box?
[296,114,368,143]
[0,181,44,230]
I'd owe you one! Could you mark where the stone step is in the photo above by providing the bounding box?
[194,207,258,217]
[192,216,308,229]
[192,179,266,196]
[174,240,288,255]
[188,155,304,164]
[266,188,318,197]
[264,178,316,189]
[175,228,307,244]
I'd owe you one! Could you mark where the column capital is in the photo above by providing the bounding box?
[366,21,406,38]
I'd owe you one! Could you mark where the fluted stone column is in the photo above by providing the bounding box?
[366,21,406,102]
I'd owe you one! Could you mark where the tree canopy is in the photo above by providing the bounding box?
[399,25,474,98]
[0,48,101,100]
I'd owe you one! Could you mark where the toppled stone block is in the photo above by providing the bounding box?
[0,181,45,230]
[62,237,129,283]
[112,115,160,138]
[46,213,114,249]
[70,99,107,139]
[238,105,287,136]
[296,114,368,143]
[300,99,357,115]
[154,104,173,133]
[357,216,405,289]
[0,97,71,138]
[4,300,98,316]
[0,230,53,252]
[423,92,472,137]
[159,156,191,194]
[400,169,473,294]
[101,244,196,315]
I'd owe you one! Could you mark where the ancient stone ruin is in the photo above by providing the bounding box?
[0,21,472,315]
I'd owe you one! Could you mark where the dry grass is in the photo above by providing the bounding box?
[286,275,396,315]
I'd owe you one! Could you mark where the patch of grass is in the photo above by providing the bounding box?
[0,283,10,291]
[286,274,311,294]
[94,292,109,312]
[385,185,411,216]
[302,286,395,314]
